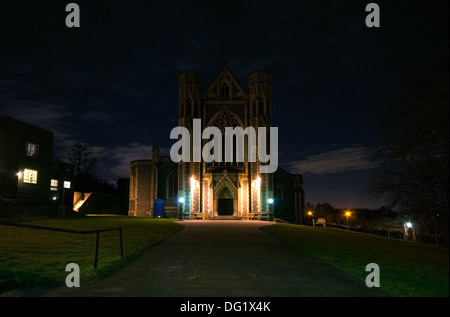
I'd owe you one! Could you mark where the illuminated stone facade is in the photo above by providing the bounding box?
[129,64,305,222]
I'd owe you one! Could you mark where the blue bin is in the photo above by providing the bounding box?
[153,198,165,218]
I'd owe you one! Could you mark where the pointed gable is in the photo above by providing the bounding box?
[203,65,248,101]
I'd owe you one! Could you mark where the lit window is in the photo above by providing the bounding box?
[64,181,71,189]
[26,142,39,158]
[23,169,38,184]
[50,179,58,191]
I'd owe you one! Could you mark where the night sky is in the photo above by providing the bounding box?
[1,1,448,209]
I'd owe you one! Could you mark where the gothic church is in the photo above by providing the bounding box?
[128,63,305,222]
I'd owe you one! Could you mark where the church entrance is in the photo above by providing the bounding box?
[218,198,233,215]
[217,186,234,216]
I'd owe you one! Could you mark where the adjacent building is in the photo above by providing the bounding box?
[0,117,73,206]
[50,159,74,212]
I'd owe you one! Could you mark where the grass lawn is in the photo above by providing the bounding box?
[261,223,449,297]
[0,215,184,292]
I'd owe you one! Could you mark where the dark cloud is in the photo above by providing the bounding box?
[91,142,170,181]
[286,146,376,175]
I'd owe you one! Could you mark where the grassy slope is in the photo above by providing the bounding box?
[0,216,184,289]
[261,223,449,297]
[2,217,447,296]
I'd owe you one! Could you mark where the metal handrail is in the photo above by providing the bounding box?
[0,221,124,269]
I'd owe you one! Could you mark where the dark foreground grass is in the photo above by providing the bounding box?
[261,223,449,297]
[0,216,184,292]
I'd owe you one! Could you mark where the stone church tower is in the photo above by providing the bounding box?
[177,64,275,220]
[128,63,305,222]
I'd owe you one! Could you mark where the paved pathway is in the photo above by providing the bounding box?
[45,220,384,297]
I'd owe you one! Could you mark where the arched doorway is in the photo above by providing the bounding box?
[217,186,234,216]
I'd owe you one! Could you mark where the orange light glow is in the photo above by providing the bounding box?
[252,176,261,187]
[190,176,199,188]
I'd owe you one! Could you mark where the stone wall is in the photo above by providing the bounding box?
[129,160,155,217]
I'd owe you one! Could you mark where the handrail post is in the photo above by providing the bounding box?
[94,232,100,269]
[119,228,124,258]
[0,221,123,269]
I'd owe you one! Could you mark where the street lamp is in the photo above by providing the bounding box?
[345,210,351,226]
[404,222,415,241]
[307,211,313,225]
[268,198,274,204]
[178,197,185,220]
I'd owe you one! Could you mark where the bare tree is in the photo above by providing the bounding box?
[369,46,449,245]
[69,143,96,176]
[68,143,98,192]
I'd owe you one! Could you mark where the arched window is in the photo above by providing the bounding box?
[167,170,178,199]
[274,180,284,200]
[219,186,232,199]
[252,99,257,118]
[221,82,229,98]
[193,100,199,118]
[193,102,197,118]
[209,110,242,167]
[185,98,192,117]
[212,110,240,131]
[258,98,265,116]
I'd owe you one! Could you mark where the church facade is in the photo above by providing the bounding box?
[128,64,305,222]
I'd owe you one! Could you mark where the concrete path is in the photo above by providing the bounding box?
[45,220,383,297]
